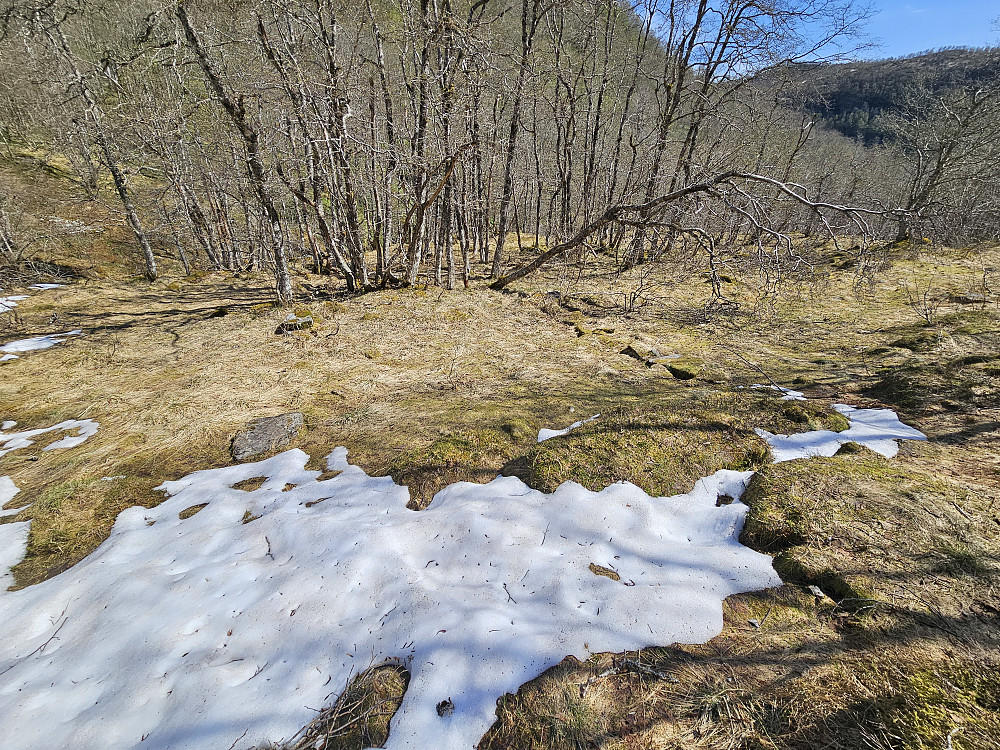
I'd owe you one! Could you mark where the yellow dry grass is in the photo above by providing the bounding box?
[2,156,999,749]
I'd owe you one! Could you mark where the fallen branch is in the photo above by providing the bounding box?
[489,171,893,290]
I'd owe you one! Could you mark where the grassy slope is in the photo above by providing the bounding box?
[1,158,998,749]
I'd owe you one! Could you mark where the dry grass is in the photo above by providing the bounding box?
[2,157,1000,749]
[268,663,409,750]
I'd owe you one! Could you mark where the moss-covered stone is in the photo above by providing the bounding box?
[739,468,810,552]
[275,312,314,334]
[499,418,536,444]
[891,328,939,352]
[665,357,701,380]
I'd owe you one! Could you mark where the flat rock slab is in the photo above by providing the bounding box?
[231,412,304,461]
[275,314,313,334]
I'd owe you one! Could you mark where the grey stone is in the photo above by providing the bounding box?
[231,412,304,461]
[275,314,313,334]
[620,342,655,361]
[950,292,992,305]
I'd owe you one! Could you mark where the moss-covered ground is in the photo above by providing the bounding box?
[2,156,998,749]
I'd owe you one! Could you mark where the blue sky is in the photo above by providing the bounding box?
[862,1,998,58]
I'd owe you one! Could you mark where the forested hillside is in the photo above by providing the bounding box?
[1,3,1000,750]
[792,47,1000,144]
[4,0,995,303]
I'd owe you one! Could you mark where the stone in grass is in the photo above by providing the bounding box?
[231,412,304,461]
[275,309,314,334]
[620,341,661,361]
[665,358,702,380]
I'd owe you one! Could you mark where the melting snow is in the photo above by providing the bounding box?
[0,474,30,592]
[756,404,926,462]
[0,294,29,313]
[0,329,82,355]
[0,402,928,750]
[0,475,26,517]
[0,447,778,750]
[1,282,65,314]
[0,519,31,593]
[537,413,601,442]
[748,384,807,401]
[0,418,100,458]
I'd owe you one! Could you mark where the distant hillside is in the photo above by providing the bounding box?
[788,47,1000,144]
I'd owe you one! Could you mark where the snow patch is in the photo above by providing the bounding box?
[537,413,601,442]
[0,520,31,594]
[0,419,100,458]
[748,384,807,401]
[0,475,27,517]
[0,448,778,750]
[756,404,926,461]
[29,283,65,290]
[0,294,29,313]
[0,329,82,355]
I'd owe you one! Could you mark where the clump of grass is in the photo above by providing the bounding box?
[274,664,409,750]
[233,476,268,492]
[521,389,833,498]
[868,659,1000,750]
[480,656,618,750]
[928,542,992,577]
[391,427,522,509]
[178,503,208,519]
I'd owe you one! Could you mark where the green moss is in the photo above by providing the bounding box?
[499,417,536,444]
[524,403,764,497]
[665,357,702,380]
[390,428,521,508]
[876,664,1000,750]
[942,309,998,335]
[777,400,850,432]
[771,549,875,606]
[891,329,940,352]
[868,355,1000,412]
[739,469,810,552]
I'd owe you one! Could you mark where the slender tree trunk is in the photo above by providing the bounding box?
[47,25,157,280]
[177,5,293,304]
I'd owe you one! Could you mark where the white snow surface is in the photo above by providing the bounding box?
[537,413,601,442]
[0,447,779,750]
[0,520,31,593]
[29,283,65,290]
[0,418,100,458]
[0,329,82,354]
[1,420,16,430]
[748,384,807,401]
[756,404,927,462]
[0,475,26,517]
[0,294,29,313]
